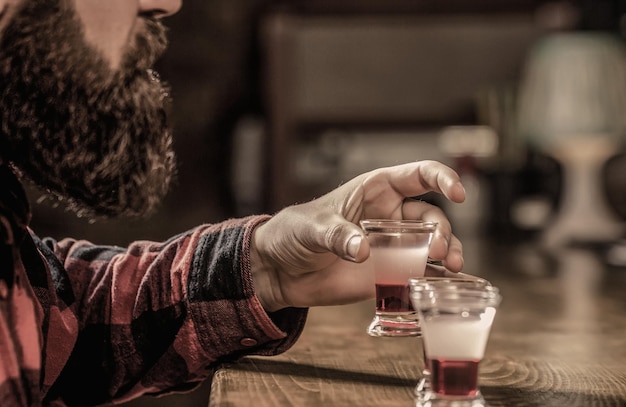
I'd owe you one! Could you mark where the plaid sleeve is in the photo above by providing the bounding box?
[38,215,308,405]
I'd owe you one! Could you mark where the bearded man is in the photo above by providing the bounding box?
[0,1,465,406]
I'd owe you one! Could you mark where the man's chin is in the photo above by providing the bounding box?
[11,115,178,220]
[0,0,176,220]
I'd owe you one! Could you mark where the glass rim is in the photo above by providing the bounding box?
[410,285,502,308]
[408,276,491,287]
[411,284,500,294]
[360,219,438,233]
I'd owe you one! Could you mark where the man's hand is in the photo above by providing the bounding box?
[251,161,465,312]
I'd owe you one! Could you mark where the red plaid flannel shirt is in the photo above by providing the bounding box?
[0,165,308,406]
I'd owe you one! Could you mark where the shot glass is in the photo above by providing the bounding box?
[360,219,437,337]
[410,284,501,407]
[408,277,492,401]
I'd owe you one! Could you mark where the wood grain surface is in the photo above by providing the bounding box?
[210,241,626,406]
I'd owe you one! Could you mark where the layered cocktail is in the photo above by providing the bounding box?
[360,219,437,337]
[410,283,501,406]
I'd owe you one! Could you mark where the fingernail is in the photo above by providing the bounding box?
[457,182,466,199]
[346,235,362,261]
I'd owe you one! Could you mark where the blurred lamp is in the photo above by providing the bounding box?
[517,32,626,247]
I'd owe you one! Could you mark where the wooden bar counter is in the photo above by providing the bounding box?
[209,240,626,406]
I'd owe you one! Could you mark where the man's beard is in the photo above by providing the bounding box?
[0,0,177,218]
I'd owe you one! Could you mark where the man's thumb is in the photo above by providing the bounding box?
[334,223,369,262]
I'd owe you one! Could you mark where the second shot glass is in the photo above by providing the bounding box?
[410,283,502,406]
[408,277,492,401]
[360,219,437,337]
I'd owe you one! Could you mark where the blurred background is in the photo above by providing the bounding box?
[27,0,626,405]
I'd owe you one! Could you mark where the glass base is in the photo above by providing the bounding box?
[414,374,431,399]
[367,313,421,337]
[416,390,485,407]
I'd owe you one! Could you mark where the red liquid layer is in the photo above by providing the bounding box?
[375,283,413,313]
[429,359,479,397]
